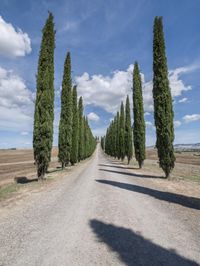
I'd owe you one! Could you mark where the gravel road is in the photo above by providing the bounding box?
[0,145,199,266]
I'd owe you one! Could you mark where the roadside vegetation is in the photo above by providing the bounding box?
[33,13,96,180]
[103,17,176,179]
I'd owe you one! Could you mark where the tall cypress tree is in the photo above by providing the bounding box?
[125,95,133,164]
[78,97,84,161]
[83,116,87,159]
[116,111,120,159]
[33,12,55,180]
[119,102,125,160]
[58,52,72,169]
[153,17,175,178]
[133,62,146,168]
[70,85,78,165]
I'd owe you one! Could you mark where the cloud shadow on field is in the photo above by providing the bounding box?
[95,179,200,210]
[90,219,199,266]
[99,168,163,179]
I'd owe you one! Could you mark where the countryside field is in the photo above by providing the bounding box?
[0,147,199,189]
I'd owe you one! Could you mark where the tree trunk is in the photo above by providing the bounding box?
[139,161,143,169]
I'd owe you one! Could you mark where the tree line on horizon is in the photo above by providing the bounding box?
[33,12,96,180]
[101,17,175,178]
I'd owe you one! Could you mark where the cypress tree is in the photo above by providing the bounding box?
[83,116,87,159]
[78,97,84,161]
[153,17,175,178]
[101,136,105,150]
[125,95,133,164]
[133,62,146,168]
[119,102,125,160]
[113,117,118,158]
[116,111,120,159]
[70,85,79,165]
[58,52,72,169]
[33,12,55,180]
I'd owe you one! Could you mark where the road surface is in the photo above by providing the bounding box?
[0,145,199,266]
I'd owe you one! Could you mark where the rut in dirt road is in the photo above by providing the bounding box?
[0,145,199,266]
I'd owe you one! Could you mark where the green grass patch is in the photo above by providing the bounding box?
[0,183,19,199]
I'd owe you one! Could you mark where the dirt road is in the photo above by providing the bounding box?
[0,145,199,266]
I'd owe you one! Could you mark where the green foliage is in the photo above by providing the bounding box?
[133,62,146,168]
[125,95,133,164]
[33,12,55,179]
[58,52,72,168]
[78,97,84,161]
[153,17,175,177]
[119,102,125,160]
[70,86,79,165]
[83,116,96,159]
[101,136,105,150]
[116,111,120,159]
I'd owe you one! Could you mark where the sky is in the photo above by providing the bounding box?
[0,0,199,148]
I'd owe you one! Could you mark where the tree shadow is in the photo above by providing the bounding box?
[14,176,38,184]
[46,168,63,174]
[99,168,163,179]
[110,160,125,165]
[96,180,200,210]
[90,219,198,266]
[99,164,138,170]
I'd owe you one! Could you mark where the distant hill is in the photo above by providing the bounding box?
[174,143,200,151]
[147,143,200,151]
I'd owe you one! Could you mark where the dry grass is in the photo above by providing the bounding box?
[127,149,200,182]
[0,147,59,186]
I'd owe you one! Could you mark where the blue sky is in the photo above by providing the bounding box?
[0,0,199,148]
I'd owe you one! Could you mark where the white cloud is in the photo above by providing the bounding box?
[174,120,181,127]
[87,112,100,122]
[0,16,31,57]
[145,121,153,127]
[145,121,155,130]
[183,114,200,123]
[0,66,34,131]
[21,131,29,135]
[76,65,133,113]
[178,97,188,103]
[76,64,195,114]
[91,126,107,137]
[168,67,192,97]
[144,112,151,116]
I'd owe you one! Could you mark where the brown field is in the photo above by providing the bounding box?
[134,149,200,182]
[0,147,59,186]
[146,149,200,166]
[0,147,199,189]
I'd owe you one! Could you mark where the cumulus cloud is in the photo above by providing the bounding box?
[168,67,192,97]
[174,120,181,127]
[178,97,188,103]
[145,121,152,126]
[87,112,100,122]
[183,114,200,123]
[0,66,34,131]
[76,65,133,113]
[144,112,151,116]
[21,131,29,135]
[76,64,195,114]
[145,121,155,129]
[0,16,31,57]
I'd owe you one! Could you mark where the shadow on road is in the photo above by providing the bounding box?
[99,168,163,179]
[99,163,139,170]
[90,219,198,266]
[46,167,63,174]
[96,179,200,210]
